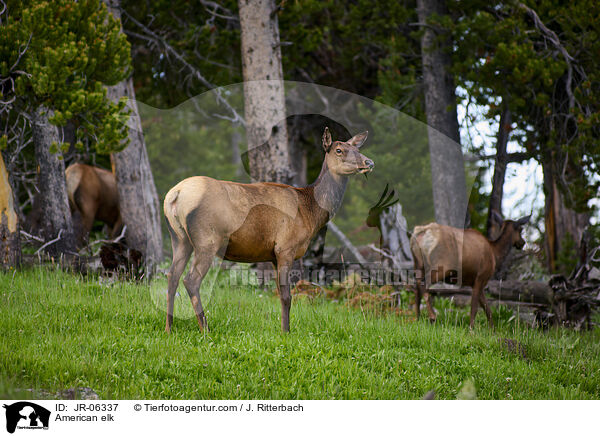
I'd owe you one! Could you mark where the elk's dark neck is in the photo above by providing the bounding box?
[490,226,513,270]
[308,160,348,226]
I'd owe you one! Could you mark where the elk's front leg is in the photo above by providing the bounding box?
[275,250,295,333]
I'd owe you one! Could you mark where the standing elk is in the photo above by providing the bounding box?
[65,163,122,245]
[410,212,530,328]
[163,127,374,333]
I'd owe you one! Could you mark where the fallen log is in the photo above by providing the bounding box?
[426,277,598,330]
[485,280,554,305]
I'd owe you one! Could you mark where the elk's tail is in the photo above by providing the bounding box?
[164,188,187,241]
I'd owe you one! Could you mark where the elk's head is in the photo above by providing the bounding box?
[492,211,530,249]
[322,127,374,177]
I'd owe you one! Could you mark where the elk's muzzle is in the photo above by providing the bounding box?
[359,159,374,174]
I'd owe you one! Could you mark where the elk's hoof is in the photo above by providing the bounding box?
[197,312,209,332]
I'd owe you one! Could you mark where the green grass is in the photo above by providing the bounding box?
[1,266,599,399]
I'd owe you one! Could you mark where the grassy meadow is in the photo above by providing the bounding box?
[1,266,599,400]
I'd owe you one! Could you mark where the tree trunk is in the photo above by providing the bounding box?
[379,203,413,265]
[486,106,512,238]
[105,0,163,274]
[287,116,309,186]
[543,157,589,273]
[238,0,292,183]
[31,106,76,256]
[0,151,20,268]
[417,0,467,228]
[231,130,245,179]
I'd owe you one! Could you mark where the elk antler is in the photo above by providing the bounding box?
[367,184,399,228]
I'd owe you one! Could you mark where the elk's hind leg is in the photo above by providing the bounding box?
[478,285,494,328]
[425,292,436,323]
[425,266,440,323]
[166,236,193,333]
[413,262,426,320]
[469,275,488,329]
[414,275,423,320]
[183,243,221,332]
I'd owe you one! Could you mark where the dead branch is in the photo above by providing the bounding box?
[517,2,579,112]
[463,152,530,164]
[121,9,244,125]
[327,222,368,266]
[199,0,239,22]
[34,229,63,255]
[367,244,399,265]
[78,224,128,256]
[20,230,44,243]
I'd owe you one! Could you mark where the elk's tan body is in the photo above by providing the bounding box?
[65,163,122,243]
[410,214,529,328]
[165,178,328,264]
[164,128,374,333]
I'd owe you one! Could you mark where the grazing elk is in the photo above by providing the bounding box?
[65,163,122,245]
[410,212,530,328]
[164,127,374,333]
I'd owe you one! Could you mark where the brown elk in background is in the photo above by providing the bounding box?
[65,163,122,245]
[410,212,530,328]
[163,127,374,333]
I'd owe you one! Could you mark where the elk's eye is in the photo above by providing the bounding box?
[335,148,342,155]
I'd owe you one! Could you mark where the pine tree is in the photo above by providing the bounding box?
[0,0,132,259]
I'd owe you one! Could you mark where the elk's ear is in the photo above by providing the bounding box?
[322,127,332,152]
[349,131,368,148]
[517,215,531,225]
[491,210,504,225]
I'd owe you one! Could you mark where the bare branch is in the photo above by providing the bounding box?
[78,225,127,255]
[10,34,33,73]
[463,151,530,164]
[34,229,63,255]
[20,230,44,243]
[367,244,406,270]
[199,0,239,22]
[199,0,236,16]
[298,68,329,109]
[327,222,368,266]
[517,2,580,112]
[121,9,245,125]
